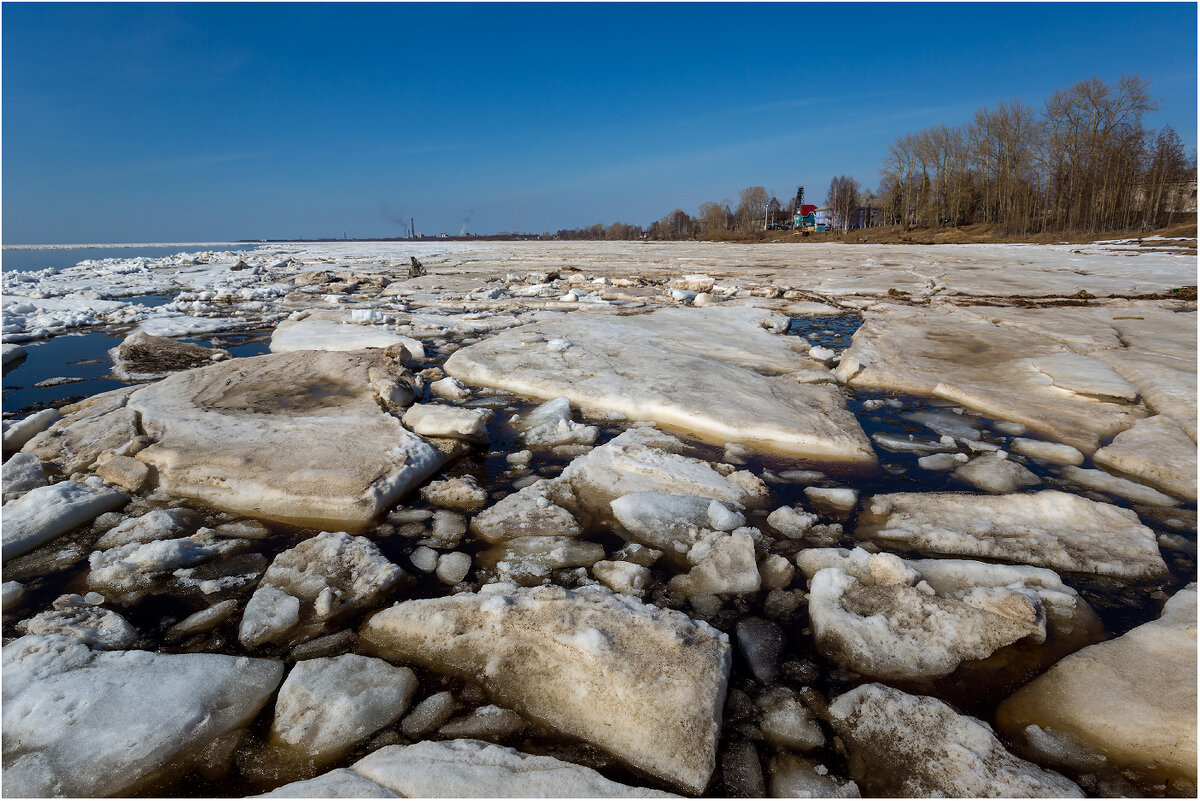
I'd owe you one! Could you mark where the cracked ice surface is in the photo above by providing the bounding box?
[446,305,877,463]
[2,239,1196,799]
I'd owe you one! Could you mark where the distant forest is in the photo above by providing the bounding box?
[553,75,1195,240]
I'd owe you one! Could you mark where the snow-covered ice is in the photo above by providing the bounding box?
[16,594,138,650]
[2,452,48,500]
[2,479,128,560]
[2,633,282,797]
[270,654,417,764]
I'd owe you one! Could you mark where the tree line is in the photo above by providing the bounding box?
[879,75,1192,234]
[551,74,1193,240]
[553,186,802,240]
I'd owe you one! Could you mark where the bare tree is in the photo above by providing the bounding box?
[657,209,694,240]
[827,175,861,232]
[698,201,732,236]
[876,73,1162,234]
[735,186,769,231]
[1041,75,1155,231]
[1144,126,1190,227]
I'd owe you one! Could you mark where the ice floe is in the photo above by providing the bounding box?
[2,451,48,500]
[269,311,426,360]
[997,584,1197,789]
[110,331,229,381]
[270,654,417,765]
[797,547,1102,680]
[361,584,730,793]
[836,303,1147,453]
[1092,414,1197,502]
[446,306,876,463]
[257,740,676,797]
[828,682,1082,797]
[2,633,282,797]
[127,350,447,528]
[240,531,405,648]
[855,490,1167,580]
[2,478,128,560]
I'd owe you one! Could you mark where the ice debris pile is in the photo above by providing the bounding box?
[2,240,1195,798]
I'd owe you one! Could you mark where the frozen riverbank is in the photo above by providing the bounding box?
[2,240,1195,798]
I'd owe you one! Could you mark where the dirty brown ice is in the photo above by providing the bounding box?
[1,240,1195,798]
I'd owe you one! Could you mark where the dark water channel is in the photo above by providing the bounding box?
[2,245,260,273]
[1,312,1195,798]
[2,328,272,417]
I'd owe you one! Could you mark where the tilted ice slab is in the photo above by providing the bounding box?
[855,490,1167,580]
[797,547,1097,631]
[270,654,418,765]
[997,585,1197,787]
[836,304,1146,453]
[126,350,446,529]
[445,305,875,463]
[258,740,677,798]
[561,427,768,511]
[1058,465,1179,507]
[829,683,1082,797]
[270,312,426,360]
[23,386,142,475]
[1,478,128,560]
[1092,415,1197,502]
[360,584,731,793]
[2,634,283,797]
[2,342,26,367]
[471,427,766,543]
[802,550,1046,680]
[240,531,406,648]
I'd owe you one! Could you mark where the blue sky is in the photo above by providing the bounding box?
[3,2,1196,243]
